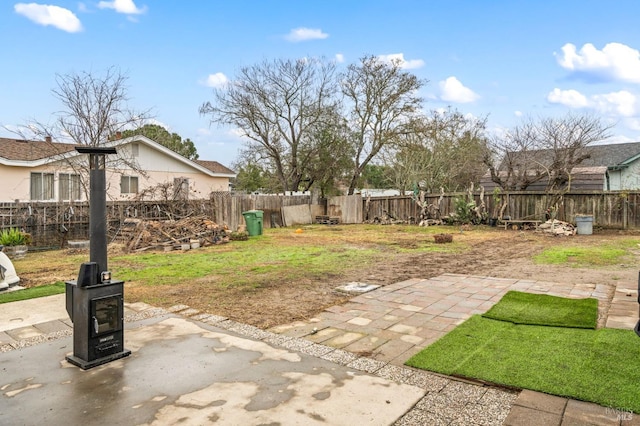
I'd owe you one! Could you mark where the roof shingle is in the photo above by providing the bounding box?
[0,137,76,161]
[195,160,235,175]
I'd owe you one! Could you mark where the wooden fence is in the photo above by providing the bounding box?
[0,193,312,248]
[2,190,640,248]
[209,192,312,230]
[362,191,640,228]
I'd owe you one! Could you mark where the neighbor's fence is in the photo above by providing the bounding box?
[209,192,312,230]
[0,193,312,248]
[362,191,638,228]
[2,190,639,248]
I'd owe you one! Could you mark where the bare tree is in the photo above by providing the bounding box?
[51,67,150,147]
[200,57,339,193]
[342,55,425,195]
[15,67,152,198]
[484,113,613,191]
[385,109,488,193]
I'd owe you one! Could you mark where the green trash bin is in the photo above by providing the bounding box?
[242,210,263,236]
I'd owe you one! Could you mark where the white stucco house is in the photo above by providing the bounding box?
[0,135,235,202]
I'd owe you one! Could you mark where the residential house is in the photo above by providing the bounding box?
[481,142,640,192]
[0,135,235,202]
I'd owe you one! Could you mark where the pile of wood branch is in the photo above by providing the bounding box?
[537,219,576,236]
[419,219,443,227]
[118,216,229,252]
[366,211,412,225]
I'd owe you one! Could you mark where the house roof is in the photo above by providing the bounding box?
[0,137,76,161]
[195,160,235,175]
[581,142,640,167]
[0,136,235,177]
[501,141,640,170]
[481,166,607,192]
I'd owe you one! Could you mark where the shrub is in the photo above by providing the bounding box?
[0,228,29,246]
[453,197,476,224]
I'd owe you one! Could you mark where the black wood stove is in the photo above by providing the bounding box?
[65,146,131,369]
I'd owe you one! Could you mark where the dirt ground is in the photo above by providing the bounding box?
[14,227,640,329]
[150,228,640,329]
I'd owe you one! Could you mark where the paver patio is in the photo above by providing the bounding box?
[270,273,614,365]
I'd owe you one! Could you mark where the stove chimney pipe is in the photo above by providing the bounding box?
[75,146,117,281]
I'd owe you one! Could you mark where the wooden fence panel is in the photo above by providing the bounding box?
[359,191,640,229]
[327,195,362,224]
[363,196,419,222]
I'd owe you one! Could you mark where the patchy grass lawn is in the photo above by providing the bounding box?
[6,225,640,327]
[6,225,473,327]
[533,238,640,267]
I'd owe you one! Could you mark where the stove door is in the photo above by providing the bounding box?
[90,294,122,337]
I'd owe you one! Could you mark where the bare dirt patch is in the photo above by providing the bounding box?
[14,227,640,329]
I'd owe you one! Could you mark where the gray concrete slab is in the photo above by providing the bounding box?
[0,293,67,332]
[0,313,425,425]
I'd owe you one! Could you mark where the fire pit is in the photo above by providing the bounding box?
[65,147,130,369]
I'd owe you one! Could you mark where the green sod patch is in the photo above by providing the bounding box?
[0,281,65,304]
[482,291,598,329]
[406,315,640,413]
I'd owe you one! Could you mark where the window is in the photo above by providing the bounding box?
[131,143,139,157]
[174,177,189,200]
[30,172,54,200]
[120,176,139,194]
[59,173,81,201]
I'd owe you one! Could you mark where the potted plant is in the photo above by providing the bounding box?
[0,228,31,259]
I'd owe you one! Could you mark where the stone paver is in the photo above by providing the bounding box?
[607,285,639,329]
[514,389,567,415]
[33,319,71,334]
[504,405,562,426]
[562,399,624,425]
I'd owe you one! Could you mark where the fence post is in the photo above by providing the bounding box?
[624,194,628,229]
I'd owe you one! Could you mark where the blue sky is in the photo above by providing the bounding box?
[3,1,640,167]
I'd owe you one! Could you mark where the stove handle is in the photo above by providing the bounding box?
[93,316,99,334]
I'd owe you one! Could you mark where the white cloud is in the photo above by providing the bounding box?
[335,53,344,63]
[98,0,146,14]
[14,3,82,33]
[622,118,640,132]
[514,110,523,117]
[228,128,245,138]
[202,72,228,88]
[284,27,328,42]
[592,91,637,117]
[546,88,589,108]
[555,42,640,83]
[439,77,479,103]
[378,53,424,70]
[547,88,637,117]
